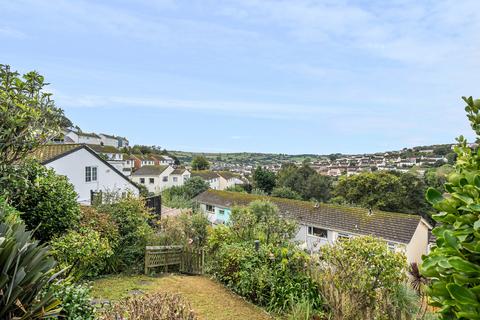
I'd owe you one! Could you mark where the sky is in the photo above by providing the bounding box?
[1,0,480,154]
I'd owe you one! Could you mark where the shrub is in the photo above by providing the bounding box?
[97,292,197,320]
[313,236,407,319]
[51,228,113,279]
[421,96,480,319]
[271,186,302,200]
[96,196,153,272]
[46,280,96,320]
[208,241,321,313]
[79,206,119,245]
[1,160,80,242]
[0,203,61,319]
[229,200,297,245]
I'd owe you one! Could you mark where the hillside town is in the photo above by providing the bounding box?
[2,1,479,319]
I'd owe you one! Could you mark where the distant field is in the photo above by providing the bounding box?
[169,150,322,165]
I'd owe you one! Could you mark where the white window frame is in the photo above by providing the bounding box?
[85,166,98,182]
[140,178,145,184]
[337,233,351,240]
[149,178,155,184]
[307,226,328,239]
[206,204,214,212]
[219,209,225,215]
[162,176,168,182]
[173,176,178,182]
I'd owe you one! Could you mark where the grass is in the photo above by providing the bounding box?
[91,274,273,320]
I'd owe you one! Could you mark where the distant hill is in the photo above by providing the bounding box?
[169,143,458,166]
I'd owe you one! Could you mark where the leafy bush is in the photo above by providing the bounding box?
[1,160,80,242]
[46,280,96,320]
[97,292,197,320]
[0,202,61,319]
[96,196,153,272]
[209,241,321,313]
[271,186,302,200]
[207,201,320,314]
[228,200,297,245]
[51,228,114,279]
[150,212,209,248]
[421,96,480,319]
[79,206,119,245]
[162,177,209,208]
[313,236,408,319]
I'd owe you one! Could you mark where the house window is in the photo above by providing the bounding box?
[173,177,178,182]
[219,209,225,215]
[337,233,351,240]
[149,178,154,184]
[206,204,214,212]
[387,242,396,251]
[140,178,145,184]
[162,176,168,182]
[85,166,97,182]
[307,226,328,239]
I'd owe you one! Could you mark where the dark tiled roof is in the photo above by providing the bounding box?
[33,144,83,163]
[194,190,424,244]
[86,144,120,154]
[132,165,169,176]
[172,168,189,175]
[191,171,220,180]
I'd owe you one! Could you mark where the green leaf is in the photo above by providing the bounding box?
[474,219,480,231]
[447,283,478,304]
[426,188,444,205]
[448,257,480,274]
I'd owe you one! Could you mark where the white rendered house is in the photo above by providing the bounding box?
[34,144,139,205]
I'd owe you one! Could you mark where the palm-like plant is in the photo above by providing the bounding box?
[0,202,62,319]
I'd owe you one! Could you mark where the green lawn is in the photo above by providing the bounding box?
[91,274,273,320]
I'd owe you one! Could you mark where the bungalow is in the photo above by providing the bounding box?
[130,165,175,194]
[191,171,221,190]
[33,144,139,205]
[194,190,432,264]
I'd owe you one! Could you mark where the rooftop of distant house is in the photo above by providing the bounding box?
[194,189,430,244]
[131,165,170,176]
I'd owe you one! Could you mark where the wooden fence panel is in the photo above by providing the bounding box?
[145,246,205,275]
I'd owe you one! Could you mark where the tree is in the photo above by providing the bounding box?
[333,171,429,215]
[191,155,210,170]
[422,97,480,319]
[276,163,333,202]
[0,65,64,174]
[252,166,276,193]
[0,160,81,242]
[424,165,454,190]
[271,186,302,200]
[183,176,210,198]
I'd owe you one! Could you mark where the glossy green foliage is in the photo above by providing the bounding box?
[51,228,113,279]
[0,203,61,319]
[421,97,480,319]
[0,64,64,177]
[1,160,81,242]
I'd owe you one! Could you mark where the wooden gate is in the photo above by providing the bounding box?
[145,245,205,275]
[145,195,162,217]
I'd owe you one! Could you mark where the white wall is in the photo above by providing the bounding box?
[45,148,139,204]
[131,166,175,194]
[100,135,119,148]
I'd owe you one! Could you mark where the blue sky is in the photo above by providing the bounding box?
[1,0,479,154]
